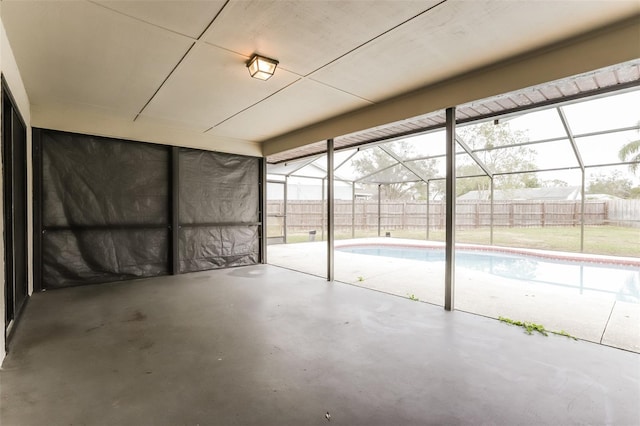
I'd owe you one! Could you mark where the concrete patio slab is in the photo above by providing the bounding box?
[268,238,640,352]
[2,264,639,425]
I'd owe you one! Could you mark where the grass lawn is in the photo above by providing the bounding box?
[282,226,640,258]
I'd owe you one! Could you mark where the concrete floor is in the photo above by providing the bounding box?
[1,264,639,425]
[269,239,640,352]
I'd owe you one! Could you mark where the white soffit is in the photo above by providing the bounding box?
[204,0,440,76]
[266,60,640,164]
[1,1,192,116]
[310,0,640,102]
[210,79,372,141]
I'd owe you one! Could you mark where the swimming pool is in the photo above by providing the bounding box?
[336,244,640,303]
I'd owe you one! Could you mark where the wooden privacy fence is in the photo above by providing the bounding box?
[607,199,640,228]
[267,199,639,233]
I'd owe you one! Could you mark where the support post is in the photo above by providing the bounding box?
[259,157,267,264]
[580,170,585,251]
[351,182,356,239]
[445,107,456,311]
[327,139,334,282]
[490,178,494,245]
[284,176,288,243]
[321,178,325,242]
[426,181,430,240]
[558,107,585,252]
[377,185,382,237]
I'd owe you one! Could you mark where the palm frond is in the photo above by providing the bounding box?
[619,139,640,162]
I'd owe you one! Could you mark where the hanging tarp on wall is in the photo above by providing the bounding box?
[37,130,262,289]
[41,131,170,288]
[178,149,259,272]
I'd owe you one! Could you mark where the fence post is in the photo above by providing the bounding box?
[509,202,514,227]
[475,202,480,228]
[402,202,406,230]
[378,185,382,237]
[541,202,545,227]
[284,177,288,243]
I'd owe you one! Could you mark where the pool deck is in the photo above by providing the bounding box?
[268,238,640,353]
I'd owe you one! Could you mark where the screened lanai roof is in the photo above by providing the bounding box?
[267,59,640,168]
[267,60,640,187]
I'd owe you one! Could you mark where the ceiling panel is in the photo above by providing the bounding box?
[96,0,227,38]
[310,0,640,102]
[1,1,193,115]
[134,114,212,134]
[140,43,300,129]
[204,0,440,77]
[210,79,372,141]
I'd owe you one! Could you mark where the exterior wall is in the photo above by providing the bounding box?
[0,13,32,363]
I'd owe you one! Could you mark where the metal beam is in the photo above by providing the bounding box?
[284,176,288,244]
[308,160,351,182]
[321,178,325,242]
[378,145,430,183]
[284,155,322,177]
[426,181,430,240]
[327,139,335,282]
[455,135,494,178]
[557,106,585,251]
[490,178,494,245]
[445,107,456,311]
[557,107,584,170]
[335,148,360,172]
[259,157,267,264]
[378,185,382,237]
[353,154,400,182]
[351,182,356,239]
[580,170,585,251]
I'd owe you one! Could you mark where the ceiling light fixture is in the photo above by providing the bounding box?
[247,54,279,81]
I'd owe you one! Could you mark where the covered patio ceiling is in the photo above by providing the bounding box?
[1,1,638,157]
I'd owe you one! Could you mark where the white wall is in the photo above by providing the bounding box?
[0,12,32,363]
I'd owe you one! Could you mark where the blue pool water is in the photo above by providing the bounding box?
[337,245,640,303]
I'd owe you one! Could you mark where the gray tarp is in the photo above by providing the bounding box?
[43,132,169,226]
[178,149,259,273]
[41,131,169,288]
[179,149,259,223]
[40,131,260,288]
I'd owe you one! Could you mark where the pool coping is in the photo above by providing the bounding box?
[334,237,640,268]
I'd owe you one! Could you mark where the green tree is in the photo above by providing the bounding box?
[541,179,569,187]
[351,122,539,200]
[456,122,538,197]
[618,133,640,174]
[351,141,438,200]
[587,171,632,199]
